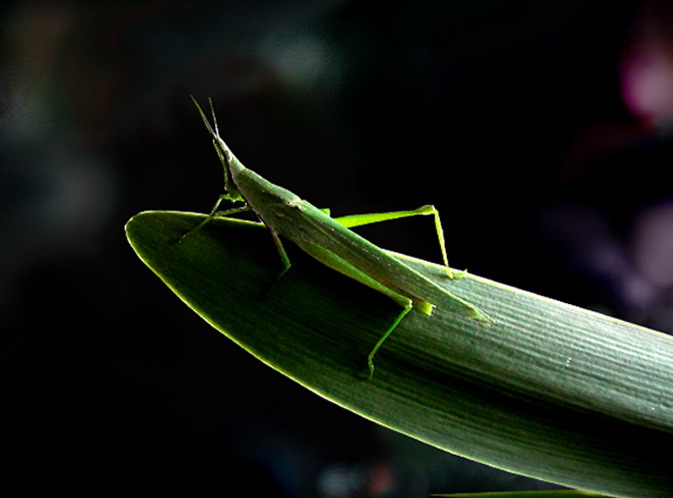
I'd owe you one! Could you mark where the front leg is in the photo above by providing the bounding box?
[178,196,250,243]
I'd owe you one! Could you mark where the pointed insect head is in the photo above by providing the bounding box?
[191,96,244,202]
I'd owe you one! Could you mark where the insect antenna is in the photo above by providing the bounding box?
[208,98,221,137]
[190,95,217,138]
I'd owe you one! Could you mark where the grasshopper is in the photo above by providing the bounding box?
[187,97,493,379]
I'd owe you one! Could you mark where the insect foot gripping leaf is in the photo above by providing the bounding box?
[127,210,673,498]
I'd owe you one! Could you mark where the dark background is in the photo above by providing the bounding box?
[3,1,673,495]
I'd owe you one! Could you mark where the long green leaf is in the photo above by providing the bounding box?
[435,491,605,497]
[126,211,673,497]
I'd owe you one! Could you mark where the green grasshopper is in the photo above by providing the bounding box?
[187,97,493,379]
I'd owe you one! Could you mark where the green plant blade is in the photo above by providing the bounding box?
[126,211,673,497]
[435,491,606,497]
